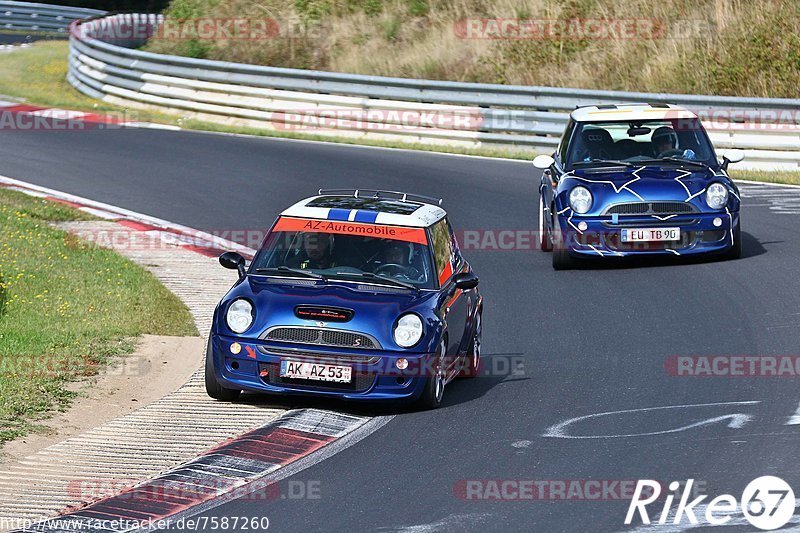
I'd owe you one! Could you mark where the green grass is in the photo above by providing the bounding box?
[731,170,800,186]
[0,189,197,443]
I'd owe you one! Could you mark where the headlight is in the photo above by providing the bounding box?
[393,313,423,348]
[568,186,593,214]
[226,299,253,334]
[706,183,729,210]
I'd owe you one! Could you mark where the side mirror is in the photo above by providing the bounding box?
[453,271,479,291]
[219,251,246,279]
[533,154,555,170]
[721,149,745,170]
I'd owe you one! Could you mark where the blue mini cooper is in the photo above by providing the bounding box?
[535,103,745,270]
[205,190,482,409]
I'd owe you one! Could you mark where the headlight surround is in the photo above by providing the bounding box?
[706,182,729,210]
[393,313,423,348]
[226,299,254,334]
[568,186,593,214]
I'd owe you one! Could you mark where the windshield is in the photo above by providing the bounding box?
[566,118,716,170]
[250,218,436,289]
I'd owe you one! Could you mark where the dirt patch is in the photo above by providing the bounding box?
[0,334,204,463]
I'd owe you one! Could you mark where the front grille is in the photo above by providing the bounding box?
[257,345,381,365]
[605,202,697,216]
[261,327,380,349]
[259,362,376,392]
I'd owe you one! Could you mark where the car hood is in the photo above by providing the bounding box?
[558,166,734,214]
[216,276,440,351]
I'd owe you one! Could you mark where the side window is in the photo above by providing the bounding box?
[445,218,463,269]
[557,119,576,164]
[430,219,455,286]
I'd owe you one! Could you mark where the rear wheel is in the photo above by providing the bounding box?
[538,193,553,252]
[204,335,241,401]
[418,339,447,409]
[724,221,742,260]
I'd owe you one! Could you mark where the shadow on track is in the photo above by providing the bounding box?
[223,364,513,418]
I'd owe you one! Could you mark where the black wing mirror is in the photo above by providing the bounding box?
[219,251,246,279]
[453,271,479,290]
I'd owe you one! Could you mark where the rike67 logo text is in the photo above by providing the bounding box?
[625,476,795,530]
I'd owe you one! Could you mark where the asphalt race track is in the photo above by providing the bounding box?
[2,127,800,532]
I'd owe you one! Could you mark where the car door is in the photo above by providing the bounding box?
[431,218,469,374]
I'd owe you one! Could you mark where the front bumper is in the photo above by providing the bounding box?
[208,334,436,402]
[556,211,739,257]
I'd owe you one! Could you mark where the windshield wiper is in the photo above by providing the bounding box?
[254,266,327,281]
[572,159,636,168]
[640,157,710,169]
[345,272,418,291]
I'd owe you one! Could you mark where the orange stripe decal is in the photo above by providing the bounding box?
[438,261,453,286]
[273,217,429,245]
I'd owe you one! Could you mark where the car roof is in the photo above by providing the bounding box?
[280,192,447,228]
[570,103,697,123]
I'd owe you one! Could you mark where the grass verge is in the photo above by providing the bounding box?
[0,41,797,185]
[0,188,197,443]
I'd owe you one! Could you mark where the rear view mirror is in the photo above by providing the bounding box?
[721,149,745,170]
[533,154,555,170]
[453,271,479,290]
[627,126,651,137]
[219,251,246,279]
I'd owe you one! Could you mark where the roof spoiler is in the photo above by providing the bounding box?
[573,102,674,110]
[317,189,443,206]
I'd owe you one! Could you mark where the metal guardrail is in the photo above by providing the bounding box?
[60,12,800,169]
[0,1,103,33]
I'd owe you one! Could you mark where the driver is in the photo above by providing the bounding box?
[377,242,421,280]
[652,126,696,160]
[297,232,336,270]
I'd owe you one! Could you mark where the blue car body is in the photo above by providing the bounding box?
[206,191,482,408]
[548,166,741,257]
[537,104,744,268]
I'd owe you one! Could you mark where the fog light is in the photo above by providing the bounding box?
[396,358,409,370]
[713,217,723,227]
[230,342,241,355]
[578,221,588,231]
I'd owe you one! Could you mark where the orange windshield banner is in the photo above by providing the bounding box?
[273,217,429,245]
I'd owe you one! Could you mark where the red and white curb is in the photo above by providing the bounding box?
[0,175,252,259]
[18,410,379,533]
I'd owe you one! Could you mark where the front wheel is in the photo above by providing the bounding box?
[724,221,742,260]
[417,339,447,409]
[204,335,241,401]
[538,193,553,252]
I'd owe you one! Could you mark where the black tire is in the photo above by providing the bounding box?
[538,193,553,252]
[417,339,447,409]
[459,313,481,379]
[724,221,742,260]
[204,335,241,401]
[552,247,576,270]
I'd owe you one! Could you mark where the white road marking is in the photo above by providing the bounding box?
[785,401,800,425]
[542,401,760,439]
